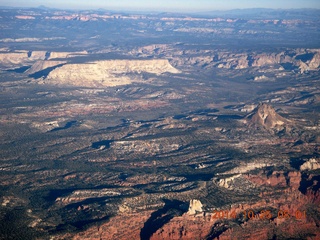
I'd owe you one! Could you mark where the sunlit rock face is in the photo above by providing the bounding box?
[300,158,320,171]
[246,103,290,129]
[45,59,180,87]
[187,199,203,215]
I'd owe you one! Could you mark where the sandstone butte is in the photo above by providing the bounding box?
[245,103,290,129]
[187,199,203,215]
[44,59,181,87]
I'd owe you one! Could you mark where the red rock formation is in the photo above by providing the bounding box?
[287,171,301,189]
[58,211,153,240]
[55,170,319,240]
[150,215,213,240]
[148,170,319,240]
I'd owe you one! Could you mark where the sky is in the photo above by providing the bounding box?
[0,0,319,12]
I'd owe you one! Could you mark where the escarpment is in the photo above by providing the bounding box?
[44,59,181,87]
[0,50,87,68]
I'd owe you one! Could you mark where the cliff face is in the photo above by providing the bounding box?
[45,59,180,87]
[0,50,87,69]
[251,52,284,67]
[187,199,203,215]
[26,60,67,75]
[308,52,320,69]
[54,168,319,240]
[47,51,87,60]
[300,158,320,171]
[147,171,319,240]
[2,49,319,78]
[0,51,47,68]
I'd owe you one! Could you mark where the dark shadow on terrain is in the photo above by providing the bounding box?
[286,93,315,104]
[182,173,215,182]
[224,104,244,110]
[99,118,132,132]
[217,115,243,120]
[6,66,31,73]
[39,184,129,208]
[138,181,197,194]
[205,221,229,240]
[91,140,113,149]
[299,173,320,194]
[0,208,44,239]
[293,139,304,146]
[29,63,65,79]
[71,215,110,230]
[190,108,219,116]
[53,215,111,233]
[289,155,320,170]
[138,119,163,124]
[50,120,77,132]
[38,189,137,235]
[276,127,286,137]
[140,199,187,240]
[173,114,188,120]
[281,63,298,71]
[295,53,315,62]
[119,173,129,181]
[42,188,78,207]
[290,157,305,170]
[247,55,255,66]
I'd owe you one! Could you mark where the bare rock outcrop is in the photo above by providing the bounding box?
[300,158,320,171]
[251,52,284,67]
[47,51,87,60]
[246,103,290,129]
[174,49,320,73]
[214,174,242,189]
[111,139,181,156]
[56,170,319,240]
[31,120,61,132]
[308,52,320,69]
[0,51,47,68]
[0,50,87,70]
[218,161,271,175]
[254,75,270,81]
[45,59,180,87]
[187,199,203,215]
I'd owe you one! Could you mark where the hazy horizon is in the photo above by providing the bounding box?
[0,0,319,12]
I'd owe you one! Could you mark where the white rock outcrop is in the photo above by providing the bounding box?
[0,51,46,67]
[254,75,269,81]
[300,158,320,171]
[217,162,271,175]
[0,50,87,69]
[216,174,242,189]
[45,59,180,87]
[187,199,203,215]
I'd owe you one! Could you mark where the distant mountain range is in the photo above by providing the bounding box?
[0,5,319,19]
